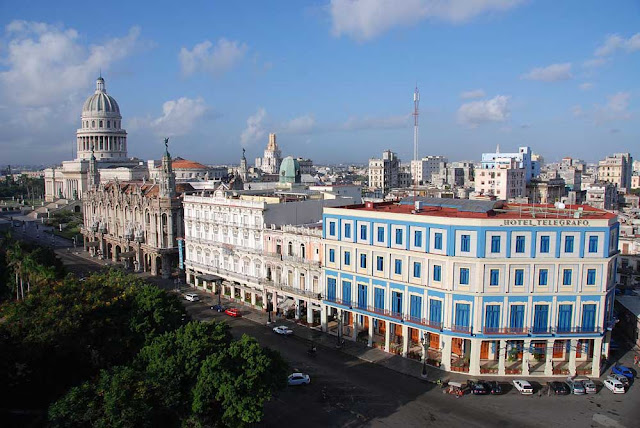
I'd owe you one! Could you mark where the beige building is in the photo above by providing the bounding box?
[474,158,526,200]
[368,150,400,195]
[598,153,633,191]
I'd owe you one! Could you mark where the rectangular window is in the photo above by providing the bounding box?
[377,226,385,242]
[564,236,574,253]
[460,268,470,285]
[344,223,351,238]
[394,259,402,275]
[392,291,403,315]
[409,295,422,320]
[582,304,596,332]
[588,236,598,253]
[344,251,351,266]
[434,232,443,250]
[359,254,367,269]
[327,278,337,301]
[514,269,524,286]
[533,305,549,333]
[374,288,384,310]
[376,256,384,271]
[557,304,573,332]
[429,299,442,325]
[489,269,500,286]
[329,222,336,236]
[357,284,367,309]
[461,234,470,252]
[414,230,422,247]
[433,265,442,282]
[455,303,470,328]
[360,224,367,240]
[586,269,596,286]
[540,236,550,253]
[395,228,403,245]
[485,305,501,332]
[342,281,351,305]
[509,305,525,331]
[413,262,421,278]
[562,269,572,286]
[515,235,525,253]
[490,236,501,253]
[329,249,335,263]
[538,269,548,286]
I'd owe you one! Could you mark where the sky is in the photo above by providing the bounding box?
[0,0,638,166]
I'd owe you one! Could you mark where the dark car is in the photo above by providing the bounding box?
[471,381,490,395]
[211,304,225,312]
[548,381,570,395]
[488,381,502,395]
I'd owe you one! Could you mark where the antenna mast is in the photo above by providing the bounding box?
[413,85,419,164]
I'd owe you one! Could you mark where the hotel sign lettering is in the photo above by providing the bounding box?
[501,219,590,227]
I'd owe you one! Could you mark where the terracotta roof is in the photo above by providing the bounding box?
[172,157,208,170]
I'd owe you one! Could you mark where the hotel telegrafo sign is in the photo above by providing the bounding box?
[501,219,590,227]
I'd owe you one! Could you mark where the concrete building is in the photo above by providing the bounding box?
[475,158,526,200]
[255,133,282,175]
[526,172,566,204]
[585,182,618,211]
[368,150,400,195]
[321,198,618,378]
[410,156,448,185]
[598,153,633,191]
[481,146,536,183]
[431,161,474,189]
[631,175,640,190]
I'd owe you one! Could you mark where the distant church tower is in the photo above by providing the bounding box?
[87,145,100,189]
[255,133,282,174]
[159,138,176,198]
[239,148,248,182]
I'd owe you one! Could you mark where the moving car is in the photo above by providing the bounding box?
[609,373,630,387]
[574,377,597,394]
[547,381,570,395]
[273,325,294,335]
[287,373,311,386]
[210,304,225,312]
[488,381,502,395]
[224,308,241,317]
[471,381,490,395]
[611,365,634,380]
[513,380,533,395]
[184,293,199,302]
[565,377,586,395]
[604,377,626,394]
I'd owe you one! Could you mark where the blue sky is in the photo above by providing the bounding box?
[0,0,638,166]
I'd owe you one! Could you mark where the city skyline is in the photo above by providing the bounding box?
[0,0,638,165]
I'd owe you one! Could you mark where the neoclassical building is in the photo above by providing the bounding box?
[255,133,282,174]
[81,145,190,278]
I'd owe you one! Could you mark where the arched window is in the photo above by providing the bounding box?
[107,120,110,128]
[300,244,306,259]
[92,120,95,128]
[99,120,103,128]
[288,242,293,256]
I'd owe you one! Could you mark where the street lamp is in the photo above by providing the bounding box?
[420,333,428,378]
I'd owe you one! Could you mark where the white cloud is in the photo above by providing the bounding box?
[521,63,572,82]
[579,82,593,91]
[179,38,248,76]
[281,114,316,134]
[457,95,510,126]
[582,58,607,68]
[460,89,485,99]
[593,92,632,123]
[329,0,524,42]
[148,97,208,136]
[594,33,640,57]
[240,107,267,147]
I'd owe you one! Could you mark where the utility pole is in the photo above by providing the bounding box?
[412,85,420,203]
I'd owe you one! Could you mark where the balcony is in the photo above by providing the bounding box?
[451,324,472,334]
[553,326,602,335]
[482,327,529,335]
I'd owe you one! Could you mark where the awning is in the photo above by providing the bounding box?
[119,250,136,258]
[196,274,223,282]
[86,241,100,247]
[278,298,295,310]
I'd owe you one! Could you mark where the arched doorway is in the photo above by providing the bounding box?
[114,245,121,261]
[107,243,113,260]
[155,256,162,276]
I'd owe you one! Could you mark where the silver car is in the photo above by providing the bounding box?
[574,377,597,394]
[287,373,311,386]
[565,377,586,395]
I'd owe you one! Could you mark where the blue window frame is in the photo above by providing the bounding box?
[429,299,442,325]
[359,254,367,269]
[394,259,402,275]
[377,226,385,242]
[455,303,470,328]
[515,235,525,253]
[588,236,598,253]
[533,305,549,333]
[413,262,421,278]
[564,235,574,253]
[357,284,367,309]
[562,269,572,286]
[434,232,442,250]
[360,224,367,240]
[539,269,548,286]
[376,256,384,271]
[395,228,403,245]
[329,249,335,263]
[540,235,550,253]
[461,234,470,252]
[509,305,525,331]
[342,281,351,305]
[433,265,442,281]
[514,269,524,286]
[327,278,337,301]
[557,304,573,332]
[329,222,336,236]
[485,305,501,331]
[582,304,596,332]
[391,291,403,315]
[414,230,422,247]
[409,295,422,320]
[490,269,500,286]
[460,268,470,285]
[344,223,351,238]
[490,236,501,253]
[586,269,596,286]
[374,288,385,310]
[344,251,351,266]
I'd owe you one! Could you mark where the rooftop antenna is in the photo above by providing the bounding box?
[412,85,420,207]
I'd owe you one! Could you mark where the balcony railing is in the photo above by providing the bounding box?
[482,327,529,335]
[451,324,472,334]
[554,326,602,335]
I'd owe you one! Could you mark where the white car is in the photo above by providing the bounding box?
[574,377,597,394]
[604,378,626,394]
[513,380,533,395]
[184,293,200,302]
[287,373,311,386]
[273,325,294,335]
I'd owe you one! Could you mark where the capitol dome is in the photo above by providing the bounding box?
[82,77,121,117]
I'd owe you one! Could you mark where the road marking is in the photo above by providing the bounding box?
[592,413,626,428]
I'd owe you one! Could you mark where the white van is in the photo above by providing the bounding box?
[184,293,200,302]
[604,377,626,394]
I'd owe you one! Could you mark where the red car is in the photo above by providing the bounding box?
[225,308,241,317]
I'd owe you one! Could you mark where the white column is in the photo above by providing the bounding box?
[306,303,313,324]
[321,304,328,332]
[469,339,481,376]
[545,340,554,376]
[522,338,531,376]
[251,292,257,307]
[401,325,409,357]
[568,339,578,376]
[441,336,452,371]
[592,337,603,377]
[498,339,507,376]
[368,317,373,347]
[295,301,301,320]
[384,321,391,353]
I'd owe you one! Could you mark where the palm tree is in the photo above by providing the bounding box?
[6,242,25,300]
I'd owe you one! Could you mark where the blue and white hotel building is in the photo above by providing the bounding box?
[321,199,618,377]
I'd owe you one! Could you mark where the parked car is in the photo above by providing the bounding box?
[611,365,634,380]
[287,373,311,386]
[471,381,490,395]
[273,325,294,335]
[488,381,502,395]
[574,377,597,394]
[604,377,626,394]
[184,293,199,302]
[547,381,570,395]
[565,377,586,395]
[210,304,225,312]
[609,373,630,387]
[224,308,241,317]
[513,380,533,395]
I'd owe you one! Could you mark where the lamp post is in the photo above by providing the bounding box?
[337,310,343,348]
[420,332,428,378]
